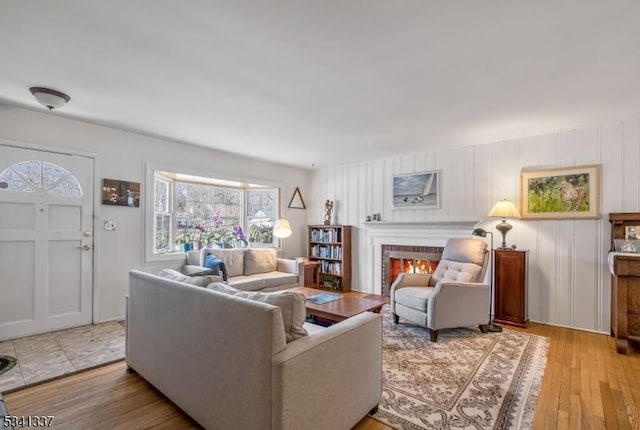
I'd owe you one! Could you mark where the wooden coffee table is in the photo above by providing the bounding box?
[287,286,386,323]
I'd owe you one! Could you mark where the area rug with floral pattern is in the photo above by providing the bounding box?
[373,306,549,430]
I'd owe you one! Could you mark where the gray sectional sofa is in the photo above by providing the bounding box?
[127,270,383,430]
[184,247,304,291]
[0,394,11,430]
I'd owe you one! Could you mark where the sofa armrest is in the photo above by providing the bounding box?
[271,312,382,430]
[428,281,489,330]
[391,272,432,289]
[276,259,304,286]
[276,258,299,274]
[186,250,200,265]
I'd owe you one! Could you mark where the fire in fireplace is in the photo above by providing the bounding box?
[381,245,444,296]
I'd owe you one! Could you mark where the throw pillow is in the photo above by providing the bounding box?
[244,248,277,275]
[157,269,216,288]
[182,265,220,277]
[208,283,308,342]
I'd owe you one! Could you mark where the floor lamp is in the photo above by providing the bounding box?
[471,227,502,332]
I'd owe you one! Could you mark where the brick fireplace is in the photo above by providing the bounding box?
[381,244,444,296]
[364,220,479,296]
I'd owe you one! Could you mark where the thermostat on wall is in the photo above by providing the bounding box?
[104,220,117,231]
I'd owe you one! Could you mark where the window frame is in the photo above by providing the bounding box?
[153,173,172,254]
[144,163,283,263]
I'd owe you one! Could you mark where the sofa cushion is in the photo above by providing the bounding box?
[157,269,216,287]
[227,276,266,291]
[208,283,308,342]
[204,249,245,277]
[259,271,299,288]
[244,248,277,275]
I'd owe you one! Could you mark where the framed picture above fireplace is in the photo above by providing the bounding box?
[392,170,440,210]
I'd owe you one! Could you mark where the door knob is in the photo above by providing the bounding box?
[82,244,91,251]
[83,231,91,237]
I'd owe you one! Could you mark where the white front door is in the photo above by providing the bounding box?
[0,144,94,341]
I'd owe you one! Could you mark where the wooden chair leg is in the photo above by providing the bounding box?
[392,313,399,324]
[429,329,439,342]
[479,324,489,333]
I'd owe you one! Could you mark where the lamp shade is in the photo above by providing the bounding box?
[273,219,292,238]
[29,87,70,110]
[471,227,488,237]
[488,199,521,219]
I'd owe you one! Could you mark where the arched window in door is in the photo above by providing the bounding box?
[0,160,82,195]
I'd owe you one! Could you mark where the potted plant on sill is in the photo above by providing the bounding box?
[175,228,193,252]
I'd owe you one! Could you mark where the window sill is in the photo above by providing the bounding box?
[145,251,188,264]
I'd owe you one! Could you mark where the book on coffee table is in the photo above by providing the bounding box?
[306,293,342,305]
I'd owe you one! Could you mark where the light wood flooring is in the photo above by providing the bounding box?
[4,323,640,429]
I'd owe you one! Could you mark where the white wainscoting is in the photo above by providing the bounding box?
[309,117,640,334]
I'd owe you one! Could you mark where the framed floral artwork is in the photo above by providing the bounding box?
[519,164,600,219]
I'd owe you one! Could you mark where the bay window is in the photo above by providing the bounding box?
[149,168,280,258]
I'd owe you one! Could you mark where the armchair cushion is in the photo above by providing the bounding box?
[431,238,487,284]
[432,261,481,283]
[393,286,434,312]
[441,238,486,265]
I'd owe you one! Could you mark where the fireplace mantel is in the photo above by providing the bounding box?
[364,220,480,229]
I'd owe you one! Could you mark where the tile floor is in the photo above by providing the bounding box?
[0,321,125,393]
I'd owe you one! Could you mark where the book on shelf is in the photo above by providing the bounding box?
[310,244,343,259]
[320,277,342,291]
[310,227,341,243]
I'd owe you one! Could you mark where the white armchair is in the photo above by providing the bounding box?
[390,238,490,341]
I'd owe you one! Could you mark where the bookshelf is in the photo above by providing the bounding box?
[307,225,352,292]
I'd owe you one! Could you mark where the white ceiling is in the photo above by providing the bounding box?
[1,1,640,169]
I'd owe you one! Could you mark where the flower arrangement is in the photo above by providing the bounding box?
[248,223,273,244]
[175,212,262,250]
[233,225,247,241]
[175,222,205,244]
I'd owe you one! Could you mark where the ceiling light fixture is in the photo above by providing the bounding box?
[29,87,70,110]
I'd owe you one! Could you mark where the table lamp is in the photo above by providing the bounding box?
[488,199,521,249]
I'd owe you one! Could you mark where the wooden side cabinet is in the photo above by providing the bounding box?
[493,249,529,328]
[302,260,320,289]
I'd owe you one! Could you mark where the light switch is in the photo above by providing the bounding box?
[104,220,117,231]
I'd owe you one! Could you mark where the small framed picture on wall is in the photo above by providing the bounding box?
[392,170,440,210]
[102,178,140,207]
